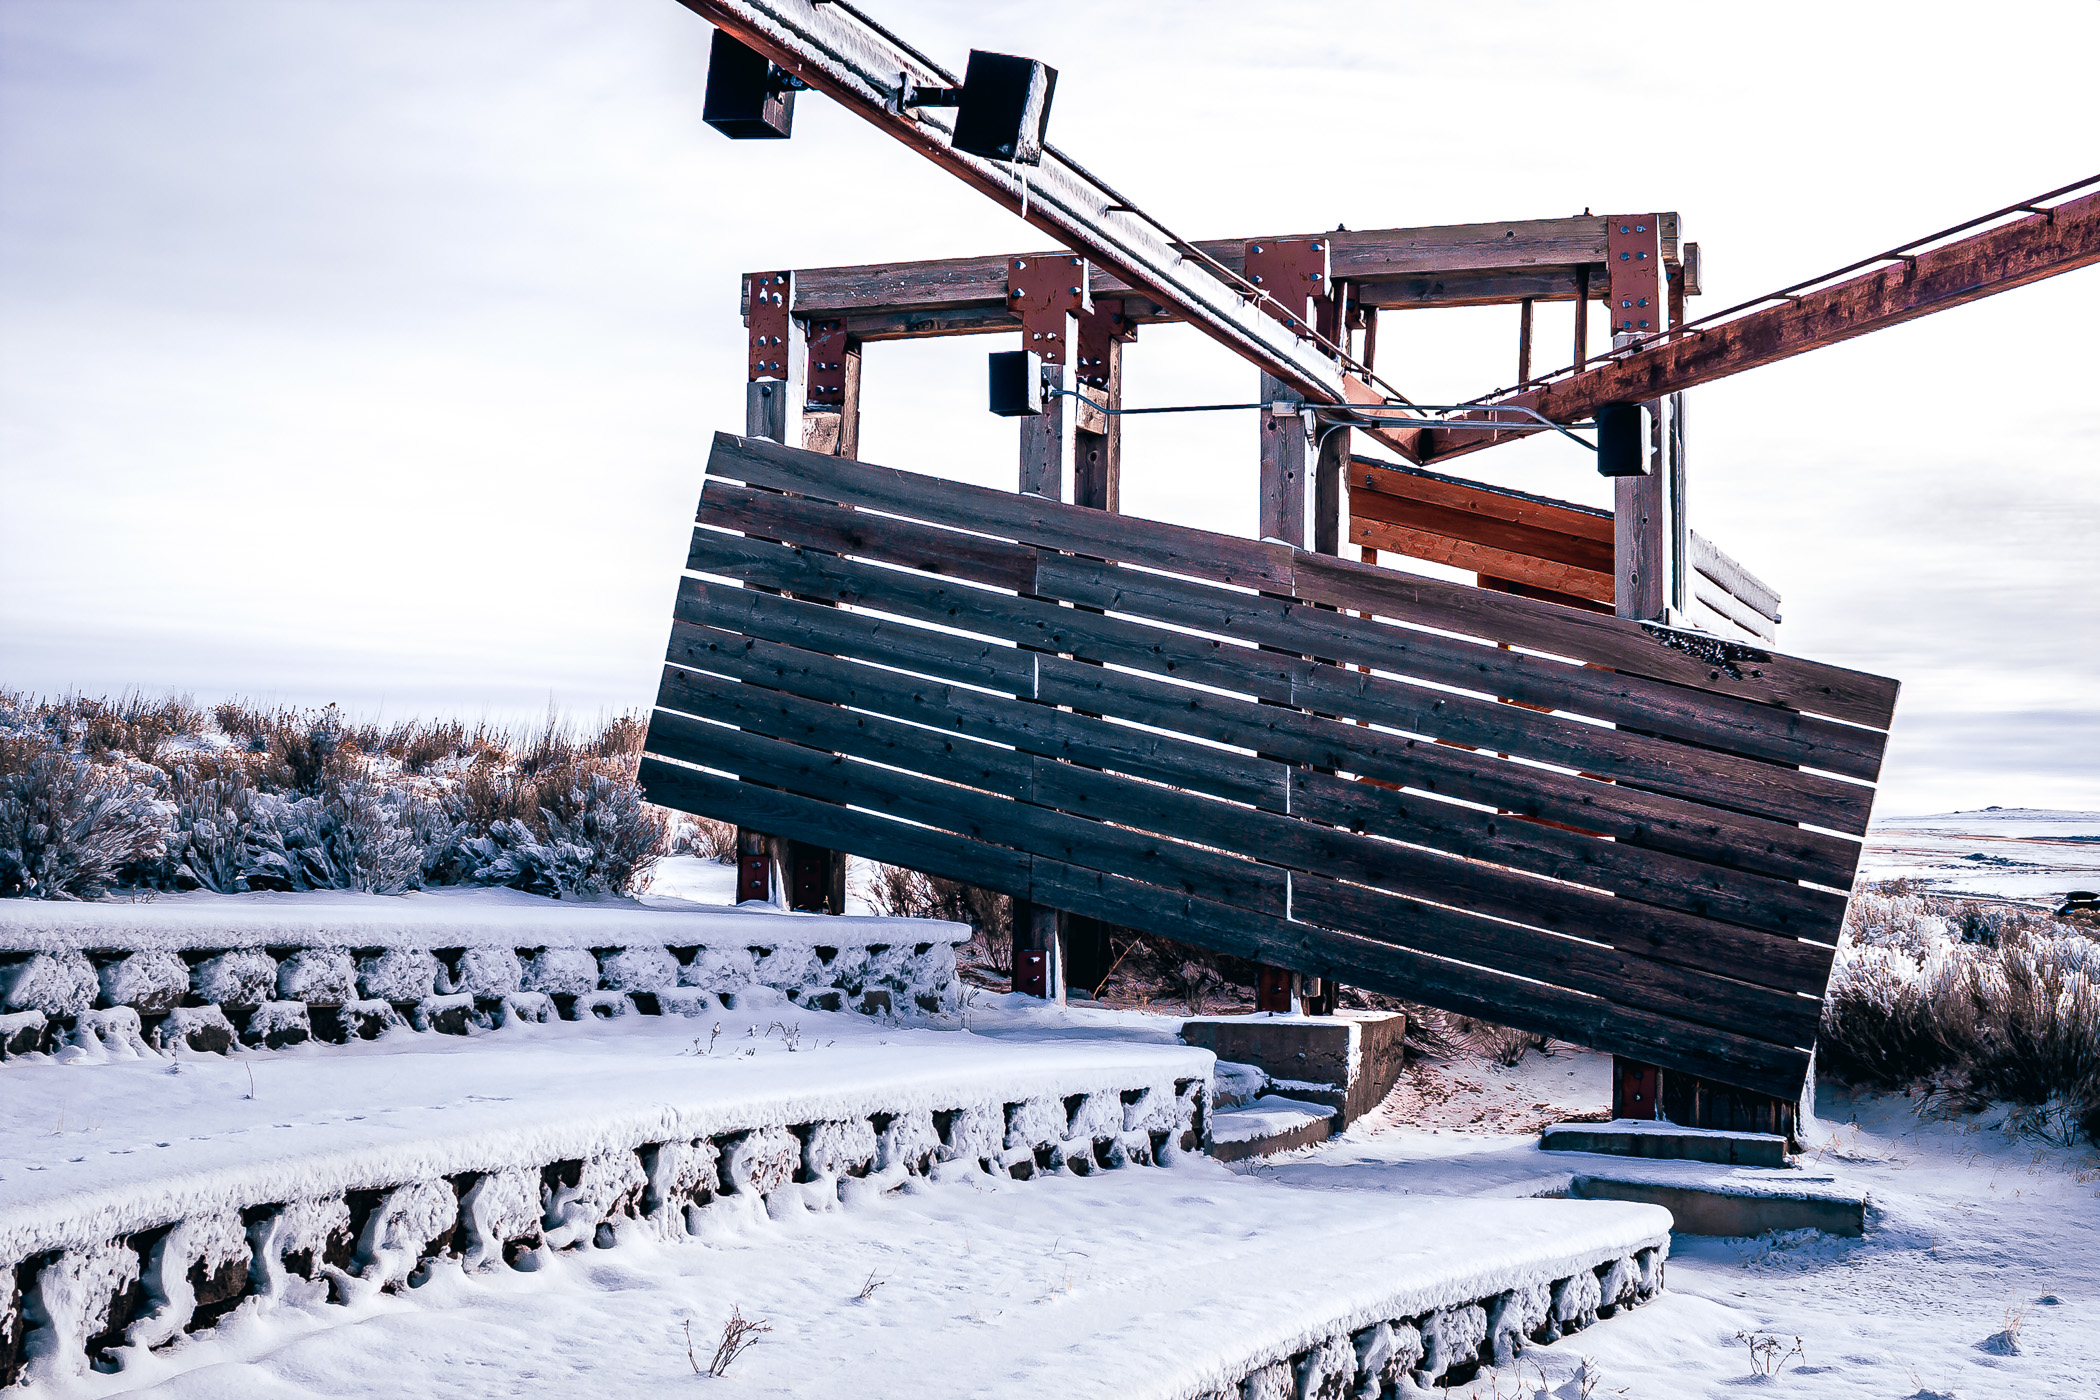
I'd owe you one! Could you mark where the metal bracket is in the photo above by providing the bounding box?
[1074,298,1135,389]
[747,269,794,379]
[1607,215,1663,342]
[1244,239,1336,344]
[807,318,848,405]
[1007,254,1091,365]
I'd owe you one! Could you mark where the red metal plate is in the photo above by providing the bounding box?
[1606,216,1663,341]
[807,319,848,405]
[748,269,794,380]
[1007,254,1090,365]
[1074,298,1134,389]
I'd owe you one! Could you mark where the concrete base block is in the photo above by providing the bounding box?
[1179,1010,1406,1127]
[1567,1175,1865,1237]
[1544,1121,1791,1169]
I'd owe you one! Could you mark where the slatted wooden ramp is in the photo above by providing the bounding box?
[640,432,1901,1100]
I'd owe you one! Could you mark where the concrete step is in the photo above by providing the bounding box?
[1208,1094,1336,1161]
[1543,1118,1792,1168]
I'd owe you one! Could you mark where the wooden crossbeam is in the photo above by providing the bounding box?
[1418,184,2100,463]
[1348,459,1614,603]
[766,215,1685,332]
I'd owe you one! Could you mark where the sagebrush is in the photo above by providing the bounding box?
[0,691,674,900]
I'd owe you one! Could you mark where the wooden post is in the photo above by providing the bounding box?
[1573,266,1590,373]
[1668,391,1689,615]
[1607,217,1672,621]
[1258,372,1308,547]
[1517,297,1535,387]
[1073,334,1122,512]
[1313,419,1348,556]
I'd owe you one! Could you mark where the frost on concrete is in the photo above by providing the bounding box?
[70,1006,153,1060]
[802,1118,877,1183]
[124,1209,249,1351]
[248,1197,351,1302]
[876,1109,941,1174]
[656,988,716,1017]
[1548,1267,1601,1336]
[1295,1332,1356,1400]
[542,1151,647,1249]
[20,1239,140,1383]
[1353,1319,1424,1399]
[1487,1280,1551,1366]
[754,944,818,994]
[3,950,97,1016]
[938,1104,1003,1167]
[244,1001,311,1048]
[154,1004,237,1054]
[460,1168,542,1271]
[453,946,523,998]
[679,945,756,992]
[409,993,474,1035]
[98,950,189,1012]
[522,947,598,997]
[640,1138,720,1233]
[598,945,678,992]
[357,948,440,1002]
[191,949,277,1005]
[724,1126,799,1198]
[1417,1302,1488,1385]
[354,1179,458,1292]
[276,948,357,1004]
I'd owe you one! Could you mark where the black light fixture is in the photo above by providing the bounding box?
[1595,402,1649,477]
[950,51,1057,165]
[988,350,1043,417]
[702,30,797,140]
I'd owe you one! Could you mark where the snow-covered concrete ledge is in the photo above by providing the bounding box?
[0,1019,1209,1387]
[0,887,969,1059]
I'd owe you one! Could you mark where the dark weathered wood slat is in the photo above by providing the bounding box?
[1288,767,1844,943]
[691,526,1876,834]
[709,479,1884,781]
[699,479,1039,593]
[1036,553,1884,781]
[1290,550,1900,728]
[648,680,1815,1039]
[708,431,1294,589]
[638,756,1811,1098]
[1035,655,1863,890]
[647,707,1290,917]
[671,576,1035,697]
[705,432,1900,728]
[664,620,1841,941]
[1026,757,1829,1020]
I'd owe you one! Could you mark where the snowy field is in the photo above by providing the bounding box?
[1859,807,2100,905]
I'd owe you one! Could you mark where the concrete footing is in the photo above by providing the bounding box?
[1543,1120,1792,1168]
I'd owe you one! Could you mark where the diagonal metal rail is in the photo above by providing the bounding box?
[674,0,1379,410]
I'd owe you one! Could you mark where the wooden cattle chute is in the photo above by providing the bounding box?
[640,432,1900,1100]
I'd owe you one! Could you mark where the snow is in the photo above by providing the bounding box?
[1860,807,2100,904]
[1211,1095,1335,1144]
[0,878,971,954]
[1550,1118,1788,1143]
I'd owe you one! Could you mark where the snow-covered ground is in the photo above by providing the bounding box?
[1859,807,2100,906]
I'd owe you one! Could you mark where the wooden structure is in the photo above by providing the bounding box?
[647,1,2100,1112]
[640,432,1901,1100]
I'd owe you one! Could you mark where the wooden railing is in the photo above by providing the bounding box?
[641,433,1901,1098]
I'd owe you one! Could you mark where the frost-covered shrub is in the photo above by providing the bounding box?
[97,949,190,1012]
[277,948,358,1004]
[521,947,599,997]
[3,950,99,1015]
[0,737,169,899]
[1820,891,2100,1139]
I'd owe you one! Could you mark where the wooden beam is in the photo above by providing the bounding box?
[1352,460,1611,541]
[774,216,1677,321]
[1690,529,1782,624]
[1421,184,2100,463]
[1351,517,1613,601]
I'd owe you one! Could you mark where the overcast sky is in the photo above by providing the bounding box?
[2,0,2095,818]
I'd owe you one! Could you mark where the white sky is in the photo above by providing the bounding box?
[2,0,2095,818]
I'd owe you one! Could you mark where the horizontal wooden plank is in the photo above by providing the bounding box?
[639,756,1811,1098]
[1288,768,1845,946]
[1035,654,1863,891]
[700,479,1038,593]
[710,432,1898,729]
[1691,529,1783,623]
[664,618,1843,945]
[1693,582,1778,644]
[777,215,1681,318]
[692,526,1877,834]
[647,707,1290,917]
[1289,548,1900,729]
[1351,515,1616,602]
[1354,268,1599,309]
[1349,490,1615,574]
[1353,460,1613,543]
[645,707,1815,1041]
[671,575,1036,696]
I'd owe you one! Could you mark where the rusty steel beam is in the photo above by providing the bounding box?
[1418,180,2100,464]
[676,0,1352,405]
